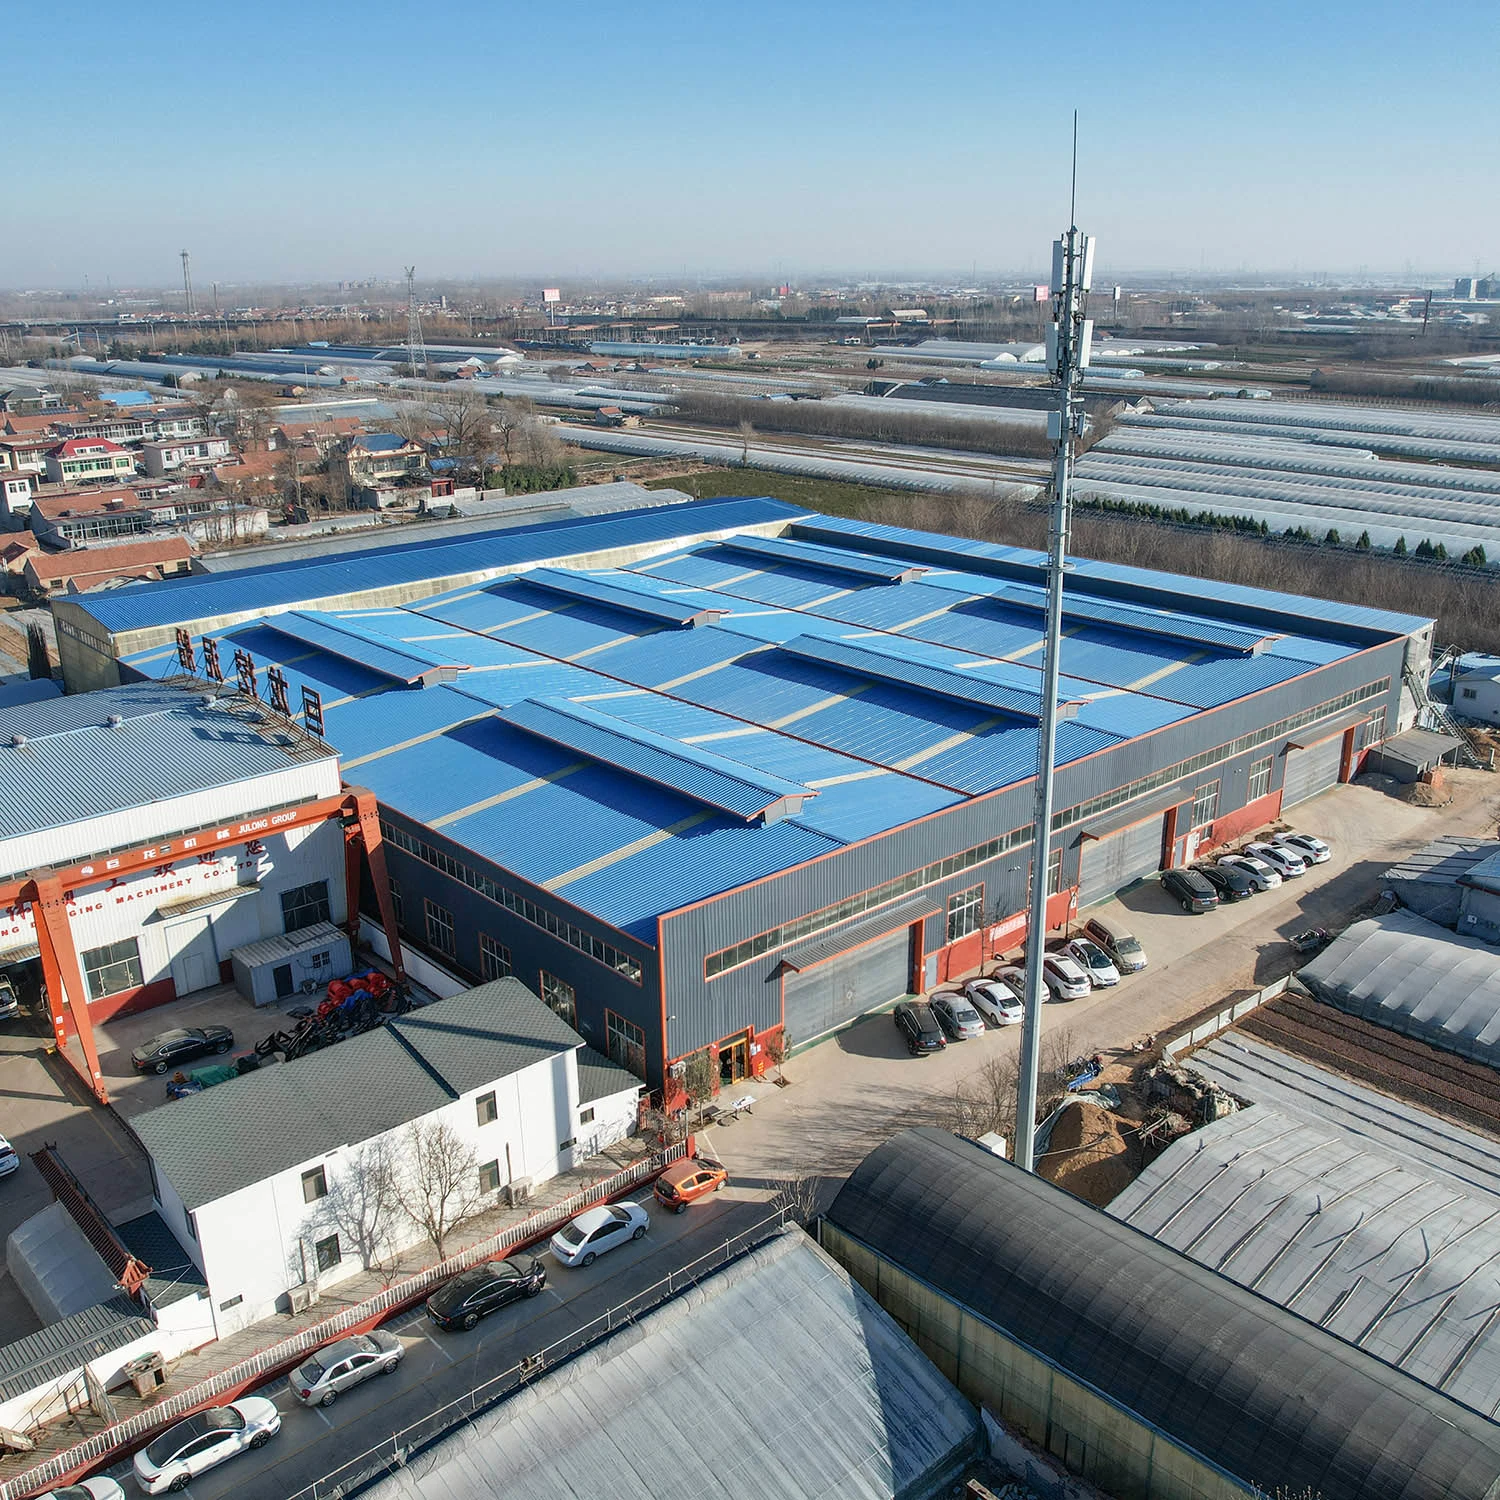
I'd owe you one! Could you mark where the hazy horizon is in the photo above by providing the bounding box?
[6,0,1496,290]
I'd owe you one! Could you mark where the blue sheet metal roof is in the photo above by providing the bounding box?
[789,514,1432,641]
[518,568,728,627]
[715,533,928,583]
[264,611,468,684]
[498,696,814,821]
[353,432,409,452]
[77,496,805,634]
[779,633,1077,721]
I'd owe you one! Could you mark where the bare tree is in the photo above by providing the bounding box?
[424,385,493,484]
[307,1140,402,1279]
[393,1119,484,1261]
[681,1047,717,1125]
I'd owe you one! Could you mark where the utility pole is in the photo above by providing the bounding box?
[405,266,429,378]
[1014,132,1094,1175]
[180,250,196,317]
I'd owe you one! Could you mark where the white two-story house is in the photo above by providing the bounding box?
[131,978,642,1337]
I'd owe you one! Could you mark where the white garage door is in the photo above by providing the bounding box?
[783,929,912,1048]
[1077,816,1164,909]
[1283,736,1344,808]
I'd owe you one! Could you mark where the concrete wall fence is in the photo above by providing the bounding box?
[820,1224,1258,1500]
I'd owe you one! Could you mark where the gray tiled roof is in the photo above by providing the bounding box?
[389,978,583,1098]
[132,980,584,1211]
[575,1046,642,1106]
[116,1210,208,1309]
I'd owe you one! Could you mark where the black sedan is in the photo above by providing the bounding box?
[894,1000,947,1055]
[1192,861,1255,902]
[130,1025,234,1074]
[426,1254,547,1330]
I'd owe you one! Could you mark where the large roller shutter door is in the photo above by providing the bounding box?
[1283,736,1344,808]
[1078,817,1164,908]
[784,929,911,1046]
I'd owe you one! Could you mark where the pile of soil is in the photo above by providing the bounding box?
[1039,1100,1138,1207]
[1403,780,1451,807]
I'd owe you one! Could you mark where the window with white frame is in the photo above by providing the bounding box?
[1247,756,1272,802]
[946,885,984,943]
[1190,780,1220,827]
[424,898,456,957]
[479,933,511,981]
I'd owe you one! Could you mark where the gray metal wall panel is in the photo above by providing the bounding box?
[1283,737,1345,807]
[784,930,912,1046]
[1078,816,1165,908]
[374,814,661,1078]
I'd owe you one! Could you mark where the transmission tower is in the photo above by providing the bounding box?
[180,250,196,316]
[1014,126,1095,1174]
[405,266,429,378]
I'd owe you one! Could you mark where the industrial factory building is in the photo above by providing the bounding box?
[49,496,1430,1093]
[0,680,402,1103]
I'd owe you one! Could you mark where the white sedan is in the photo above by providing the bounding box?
[1217,853,1281,891]
[1064,938,1120,987]
[1246,841,1307,877]
[550,1200,649,1268]
[133,1397,280,1494]
[1272,830,1331,864]
[0,1132,18,1177]
[964,977,1024,1026]
[41,1479,126,1500]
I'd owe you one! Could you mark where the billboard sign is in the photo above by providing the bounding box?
[542,288,561,304]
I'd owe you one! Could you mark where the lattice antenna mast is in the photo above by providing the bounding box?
[1015,117,1095,1173]
[180,250,196,316]
[405,266,429,378]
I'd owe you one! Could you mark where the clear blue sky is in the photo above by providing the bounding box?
[7,0,1496,289]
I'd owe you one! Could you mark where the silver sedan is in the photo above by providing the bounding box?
[292,1330,404,1407]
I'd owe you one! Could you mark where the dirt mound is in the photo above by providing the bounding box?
[1039,1099,1138,1207]
[1403,780,1451,807]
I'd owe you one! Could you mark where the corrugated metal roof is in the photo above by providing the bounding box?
[498,696,814,821]
[778,633,1076,720]
[715,533,928,583]
[517,567,728,627]
[264,611,469,684]
[356,1227,981,1500]
[77,496,805,634]
[134,979,584,1210]
[0,682,333,847]
[229,921,347,971]
[0,1295,153,1403]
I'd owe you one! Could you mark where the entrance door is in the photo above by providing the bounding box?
[1077,817,1165,908]
[1283,737,1344,807]
[718,1034,751,1086]
[168,916,218,996]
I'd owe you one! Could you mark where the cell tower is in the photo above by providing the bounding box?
[1014,120,1095,1174]
[405,266,429,378]
[180,250,196,316]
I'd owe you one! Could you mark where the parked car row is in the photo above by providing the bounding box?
[1163,829,1331,915]
[57,1162,727,1498]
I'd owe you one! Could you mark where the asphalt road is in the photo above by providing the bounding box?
[91,1183,773,1500]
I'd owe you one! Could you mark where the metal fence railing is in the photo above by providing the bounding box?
[285,1207,791,1500]
[0,1141,687,1500]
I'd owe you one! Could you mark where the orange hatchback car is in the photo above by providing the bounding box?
[653,1158,729,1213]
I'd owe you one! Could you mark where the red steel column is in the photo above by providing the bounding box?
[30,872,109,1104]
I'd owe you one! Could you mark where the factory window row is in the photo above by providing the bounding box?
[1051,678,1390,833]
[706,823,1035,979]
[82,937,144,1001]
[380,820,643,985]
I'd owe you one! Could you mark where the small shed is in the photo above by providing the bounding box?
[229,922,350,1006]
[1364,726,1462,783]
